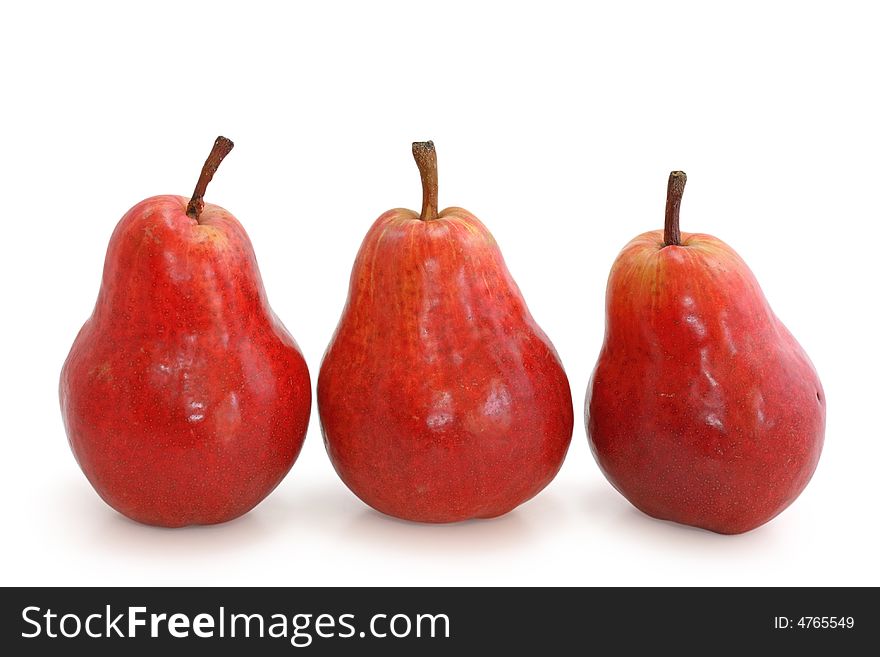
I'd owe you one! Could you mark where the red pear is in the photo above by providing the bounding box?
[587,172,825,534]
[318,142,573,523]
[60,137,311,527]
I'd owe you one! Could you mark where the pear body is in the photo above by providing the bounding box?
[587,230,825,534]
[60,195,311,527]
[319,208,573,522]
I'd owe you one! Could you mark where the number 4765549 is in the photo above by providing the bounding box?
[774,617,855,629]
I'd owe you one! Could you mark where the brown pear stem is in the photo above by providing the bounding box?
[186,136,234,223]
[412,141,439,221]
[663,171,687,247]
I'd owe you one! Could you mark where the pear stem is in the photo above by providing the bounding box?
[412,141,439,221]
[186,136,234,223]
[663,171,687,247]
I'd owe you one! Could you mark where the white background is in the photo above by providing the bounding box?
[1,1,877,586]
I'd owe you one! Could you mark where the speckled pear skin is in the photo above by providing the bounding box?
[587,229,825,534]
[60,195,311,527]
[318,207,574,523]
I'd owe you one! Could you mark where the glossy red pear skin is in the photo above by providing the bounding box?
[587,230,825,534]
[60,195,311,527]
[318,208,574,522]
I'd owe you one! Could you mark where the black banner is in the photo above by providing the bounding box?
[1,587,872,654]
